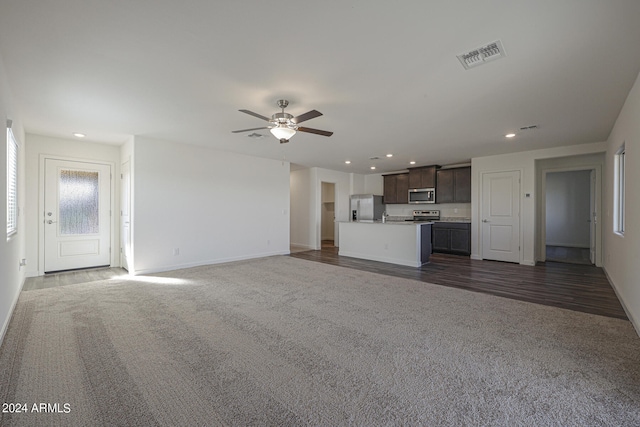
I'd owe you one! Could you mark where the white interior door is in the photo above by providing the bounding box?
[481,170,520,263]
[121,160,131,271]
[44,159,111,272]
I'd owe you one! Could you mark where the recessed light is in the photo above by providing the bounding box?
[370,166,376,170]
[505,133,516,138]
[345,160,351,164]
[73,133,86,138]
[410,161,416,165]
[386,154,393,158]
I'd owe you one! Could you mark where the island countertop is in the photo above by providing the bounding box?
[338,220,434,225]
[338,221,432,267]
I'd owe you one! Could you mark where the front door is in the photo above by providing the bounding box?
[44,159,112,272]
[481,170,520,263]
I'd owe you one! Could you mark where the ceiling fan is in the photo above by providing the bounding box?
[232,99,333,143]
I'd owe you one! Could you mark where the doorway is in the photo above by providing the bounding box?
[43,158,112,273]
[544,170,594,265]
[321,182,336,248]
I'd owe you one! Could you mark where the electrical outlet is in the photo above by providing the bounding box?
[173,248,180,256]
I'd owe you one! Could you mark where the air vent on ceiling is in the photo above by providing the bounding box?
[457,40,506,70]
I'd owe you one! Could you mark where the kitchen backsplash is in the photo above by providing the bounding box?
[384,203,471,219]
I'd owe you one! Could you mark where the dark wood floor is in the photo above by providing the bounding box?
[291,246,628,320]
[546,245,592,265]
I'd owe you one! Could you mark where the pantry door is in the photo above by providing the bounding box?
[44,159,112,272]
[481,170,521,263]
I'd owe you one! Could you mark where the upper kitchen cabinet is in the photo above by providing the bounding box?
[436,166,471,203]
[383,173,409,204]
[408,166,438,189]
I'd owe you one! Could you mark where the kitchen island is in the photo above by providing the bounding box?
[338,221,432,267]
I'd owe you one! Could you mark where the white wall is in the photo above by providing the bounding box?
[364,174,384,195]
[290,167,368,249]
[24,134,121,276]
[604,70,640,334]
[0,54,26,346]
[290,168,313,248]
[131,137,290,274]
[545,170,591,247]
[471,141,607,266]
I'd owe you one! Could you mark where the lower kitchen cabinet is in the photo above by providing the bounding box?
[432,222,470,255]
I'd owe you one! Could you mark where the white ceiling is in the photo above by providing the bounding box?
[1,1,639,174]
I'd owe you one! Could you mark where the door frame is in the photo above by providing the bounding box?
[38,154,117,276]
[478,168,523,264]
[120,157,132,272]
[314,179,340,250]
[320,181,336,247]
[539,164,602,267]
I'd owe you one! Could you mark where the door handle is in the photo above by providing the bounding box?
[482,219,490,223]
[47,220,57,224]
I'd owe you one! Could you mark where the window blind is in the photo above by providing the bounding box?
[7,126,18,237]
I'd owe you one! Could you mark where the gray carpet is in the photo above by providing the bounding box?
[1,256,638,426]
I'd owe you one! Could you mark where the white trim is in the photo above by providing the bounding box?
[131,251,290,276]
[0,276,25,348]
[603,267,640,338]
[539,164,602,267]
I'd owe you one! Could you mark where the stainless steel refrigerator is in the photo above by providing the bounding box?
[350,194,384,221]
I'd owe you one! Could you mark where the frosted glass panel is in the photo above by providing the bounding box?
[59,170,99,235]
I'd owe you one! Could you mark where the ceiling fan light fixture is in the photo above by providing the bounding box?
[270,125,296,140]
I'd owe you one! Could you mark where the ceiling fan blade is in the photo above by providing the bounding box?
[297,126,333,137]
[239,109,270,121]
[292,110,322,124]
[231,126,271,133]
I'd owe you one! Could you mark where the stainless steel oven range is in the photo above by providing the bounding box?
[409,210,440,222]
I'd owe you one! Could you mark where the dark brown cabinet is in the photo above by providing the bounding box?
[408,166,437,189]
[436,167,471,203]
[432,222,471,255]
[383,173,409,204]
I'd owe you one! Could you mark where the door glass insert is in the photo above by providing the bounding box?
[59,169,100,235]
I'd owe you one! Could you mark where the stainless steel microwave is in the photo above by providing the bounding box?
[408,188,435,204]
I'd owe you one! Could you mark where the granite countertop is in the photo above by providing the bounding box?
[438,217,471,223]
[340,220,432,225]
[386,216,471,223]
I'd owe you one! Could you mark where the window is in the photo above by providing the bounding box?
[6,122,18,238]
[614,143,625,235]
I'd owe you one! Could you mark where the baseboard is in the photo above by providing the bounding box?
[603,266,640,338]
[337,250,422,268]
[290,243,314,250]
[545,243,590,248]
[0,275,26,349]
[131,250,290,276]
[470,254,482,261]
